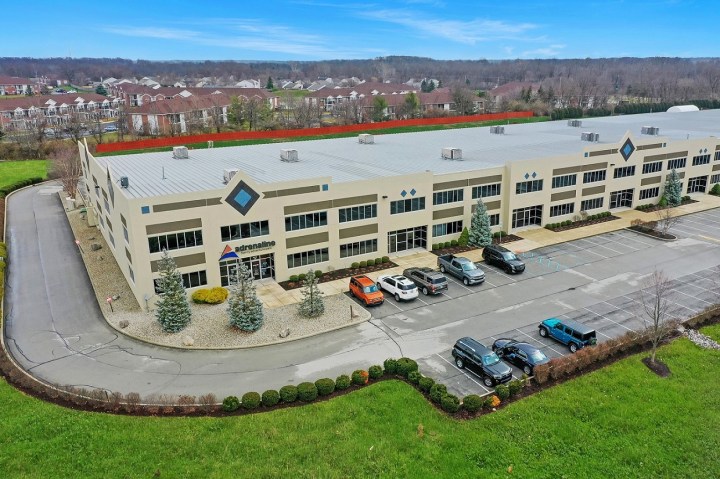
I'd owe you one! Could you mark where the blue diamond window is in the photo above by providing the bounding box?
[141,205,150,214]
[524,173,530,180]
[401,190,407,197]
[225,180,260,216]
[620,138,635,161]
[410,188,416,196]
[532,172,537,178]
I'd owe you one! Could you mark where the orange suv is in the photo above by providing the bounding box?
[349,275,384,306]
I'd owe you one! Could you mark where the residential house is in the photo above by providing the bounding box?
[0,94,121,131]
[0,75,33,95]
[129,93,232,135]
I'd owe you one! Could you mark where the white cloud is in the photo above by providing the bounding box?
[103,26,201,40]
[521,44,566,58]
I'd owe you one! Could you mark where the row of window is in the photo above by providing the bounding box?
[285,211,327,232]
[472,183,501,199]
[339,204,377,223]
[552,174,577,189]
[516,179,544,194]
[432,220,463,237]
[614,165,635,179]
[153,270,208,293]
[692,154,711,166]
[148,229,203,253]
[390,197,426,214]
[433,189,464,205]
[339,239,378,258]
[221,220,269,241]
[287,248,330,269]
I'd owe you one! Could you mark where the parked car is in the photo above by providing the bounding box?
[482,244,525,274]
[437,254,485,285]
[348,275,384,306]
[538,318,597,353]
[376,274,419,301]
[402,267,448,295]
[491,339,550,375]
[452,337,513,387]
[103,125,118,132]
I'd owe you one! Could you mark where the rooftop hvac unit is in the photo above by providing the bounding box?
[223,169,239,184]
[280,149,299,162]
[358,133,374,144]
[567,119,583,127]
[120,176,129,188]
[441,147,462,160]
[490,126,505,134]
[172,146,189,159]
[641,126,660,135]
[581,132,600,142]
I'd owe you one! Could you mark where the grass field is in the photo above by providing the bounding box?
[0,334,718,478]
[0,160,49,190]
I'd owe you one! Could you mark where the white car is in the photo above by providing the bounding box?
[376,274,419,302]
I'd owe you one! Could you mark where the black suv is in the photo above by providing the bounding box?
[402,267,449,295]
[451,337,513,387]
[491,339,550,376]
[482,244,525,274]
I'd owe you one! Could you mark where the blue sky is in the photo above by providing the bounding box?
[5,1,717,61]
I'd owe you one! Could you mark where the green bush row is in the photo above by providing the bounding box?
[0,176,45,198]
[350,257,390,269]
[710,183,720,196]
[288,270,323,282]
[545,211,612,230]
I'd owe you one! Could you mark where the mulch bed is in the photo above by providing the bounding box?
[546,215,620,232]
[278,261,399,291]
[627,225,676,240]
[641,357,671,377]
[635,198,699,213]
[430,235,524,256]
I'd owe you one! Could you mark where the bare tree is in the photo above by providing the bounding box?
[655,206,681,237]
[640,270,677,364]
[452,87,477,115]
[50,144,83,199]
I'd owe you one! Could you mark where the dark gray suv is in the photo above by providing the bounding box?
[402,267,449,295]
[482,244,525,274]
[451,337,513,387]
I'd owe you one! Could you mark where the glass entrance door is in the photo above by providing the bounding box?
[609,189,634,209]
[387,226,427,253]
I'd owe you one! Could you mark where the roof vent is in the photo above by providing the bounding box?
[442,147,462,160]
[223,169,239,184]
[641,126,660,135]
[581,132,600,142]
[567,119,583,127]
[172,146,189,159]
[120,176,129,188]
[358,133,374,144]
[280,149,299,162]
[490,126,505,134]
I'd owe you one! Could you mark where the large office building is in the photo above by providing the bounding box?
[78,109,720,309]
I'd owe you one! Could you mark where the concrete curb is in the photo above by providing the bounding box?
[623,227,677,242]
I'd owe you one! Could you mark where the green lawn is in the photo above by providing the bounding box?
[0,160,49,190]
[0,336,718,478]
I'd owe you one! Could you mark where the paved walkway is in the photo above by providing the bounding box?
[255,195,720,308]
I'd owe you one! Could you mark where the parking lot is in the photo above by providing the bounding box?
[347,207,720,398]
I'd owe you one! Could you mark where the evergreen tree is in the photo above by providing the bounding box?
[154,250,192,333]
[266,76,274,90]
[298,269,325,318]
[663,168,683,206]
[420,79,428,92]
[95,84,108,96]
[468,198,493,248]
[372,96,388,122]
[227,263,264,332]
[458,226,470,246]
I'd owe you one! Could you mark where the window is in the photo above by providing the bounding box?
[221,220,269,241]
[432,220,463,237]
[103,198,110,212]
[108,231,115,248]
[340,239,378,258]
[609,188,634,209]
[128,265,135,284]
[489,213,500,227]
[472,183,501,199]
[122,224,129,243]
[667,157,687,170]
[551,174,577,189]
[613,165,636,179]
[715,151,720,162]
[711,173,720,184]
[285,212,327,232]
[583,170,606,183]
[148,229,203,253]
[516,179,543,194]
[153,270,207,293]
[141,205,150,214]
[692,154,711,166]
[98,215,104,228]
[390,197,425,214]
[581,197,604,211]
[339,204,377,223]
[549,202,575,217]
[642,161,662,174]
[433,189,464,205]
[687,176,708,193]
[287,248,329,269]
[511,205,543,228]
[639,187,660,200]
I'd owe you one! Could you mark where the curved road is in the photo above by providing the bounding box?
[4,184,720,398]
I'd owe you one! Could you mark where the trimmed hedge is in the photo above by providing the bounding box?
[441,394,460,413]
[0,176,45,197]
[335,374,351,390]
[222,395,240,412]
[418,376,435,393]
[241,391,261,410]
[279,385,298,403]
[261,389,280,407]
[297,382,318,402]
[429,383,447,404]
[191,287,228,304]
[395,357,418,378]
[368,365,383,380]
[462,394,483,413]
[351,369,369,385]
[383,358,399,375]
[381,256,390,263]
[407,370,422,385]
[315,378,335,396]
[495,384,510,401]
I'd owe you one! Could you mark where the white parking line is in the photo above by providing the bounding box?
[673,288,713,305]
[514,328,566,356]
[595,330,612,339]
[383,298,403,311]
[580,237,627,255]
[415,296,429,306]
[617,233,656,248]
[436,354,490,393]
[564,241,609,259]
[583,306,636,332]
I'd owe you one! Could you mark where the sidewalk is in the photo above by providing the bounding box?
[256,194,720,308]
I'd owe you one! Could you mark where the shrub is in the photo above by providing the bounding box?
[314,270,322,278]
[482,395,497,410]
[395,357,419,378]
[450,239,458,247]
[429,383,447,404]
[241,391,261,409]
[335,374,351,390]
[375,258,382,265]
[366,259,375,266]
[418,376,435,393]
[432,243,439,250]
[494,384,510,401]
[658,196,668,207]
[351,262,360,269]
[462,394,483,413]
[407,370,422,385]
[682,195,691,202]
[261,389,280,407]
[298,273,307,281]
[381,256,389,263]
[359,261,367,268]
[383,358,399,375]
[368,365,383,380]
[508,379,524,397]
[191,287,229,304]
[710,183,720,195]
[315,378,335,396]
[533,363,550,384]
[297,382,318,402]
[444,241,451,248]
[545,224,554,230]
[289,275,299,283]
[351,369,369,385]
[279,385,298,403]
[441,394,461,413]
[458,227,470,246]
[222,395,240,412]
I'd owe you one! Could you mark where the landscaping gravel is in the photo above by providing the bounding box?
[65,203,369,349]
[685,328,720,350]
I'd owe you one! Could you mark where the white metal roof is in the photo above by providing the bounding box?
[98,109,720,200]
